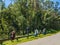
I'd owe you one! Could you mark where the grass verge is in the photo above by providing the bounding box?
[3,32,57,45]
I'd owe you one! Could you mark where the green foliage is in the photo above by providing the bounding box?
[0,0,60,40]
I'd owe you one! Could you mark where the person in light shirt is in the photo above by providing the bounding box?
[34,28,39,37]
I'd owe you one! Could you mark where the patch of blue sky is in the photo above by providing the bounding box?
[5,0,60,7]
[5,0,11,7]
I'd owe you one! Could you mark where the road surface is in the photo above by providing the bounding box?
[17,33,60,45]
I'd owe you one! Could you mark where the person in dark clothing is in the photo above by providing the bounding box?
[26,26,30,38]
[10,30,15,40]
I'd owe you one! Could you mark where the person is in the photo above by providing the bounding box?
[26,26,30,38]
[10,30,15,40]
[39,30,41,34]
[42,28,46,35]
[34,28,38,37]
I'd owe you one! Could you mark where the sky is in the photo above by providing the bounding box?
[4,0,60,7]
[5,0,11,7]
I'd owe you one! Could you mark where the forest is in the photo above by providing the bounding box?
[0,0,60,40]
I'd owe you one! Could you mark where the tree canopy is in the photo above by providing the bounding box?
[0,0,60,39]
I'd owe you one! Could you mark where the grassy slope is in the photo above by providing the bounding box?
[2,30,60,45]
[3,33,55,45]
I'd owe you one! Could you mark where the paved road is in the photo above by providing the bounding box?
[17,33,60,45]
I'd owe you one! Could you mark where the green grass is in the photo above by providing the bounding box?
[3,33,54,45]
[2,30,60,45]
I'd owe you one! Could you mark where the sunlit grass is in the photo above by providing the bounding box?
[3,33,53,45]
[2,30,60,45]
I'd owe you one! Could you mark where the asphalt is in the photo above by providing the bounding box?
[17,33,60,45]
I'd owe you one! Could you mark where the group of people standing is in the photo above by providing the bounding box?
[9,27,46,41]
[34,28,46,37]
